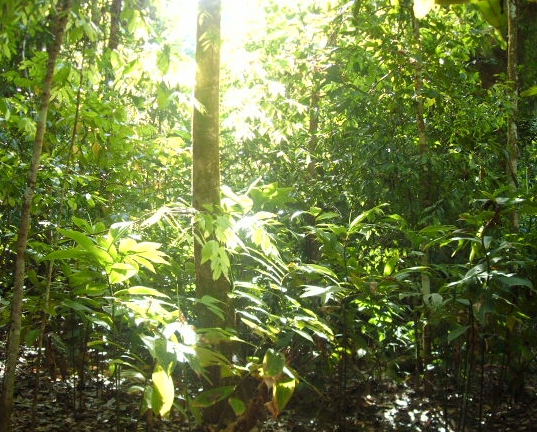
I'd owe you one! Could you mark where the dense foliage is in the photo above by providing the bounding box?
[1,0,536,431]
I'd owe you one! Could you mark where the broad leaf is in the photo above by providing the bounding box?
[263,348,285,377]
[58,228,95,249]
[228,397,246,416]
[521,85,537,98]
[273,379,295,416]
[152,363,175,416]
[448,325,470,343]
[192,386,235,408]
[107,262,138,284]
[115,286,170,298]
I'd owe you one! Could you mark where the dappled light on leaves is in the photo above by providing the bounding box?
[1,0,537,431]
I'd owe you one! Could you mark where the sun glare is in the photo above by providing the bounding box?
[157,0,265,47]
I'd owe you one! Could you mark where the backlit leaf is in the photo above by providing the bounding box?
[152,363,175,416]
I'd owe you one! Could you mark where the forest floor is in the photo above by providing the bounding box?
[2,344,537,432]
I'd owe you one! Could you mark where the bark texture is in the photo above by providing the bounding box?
[108,0,123,51]
[192,0,228,331]
[191,0,232,425]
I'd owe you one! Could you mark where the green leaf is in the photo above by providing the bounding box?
[197,295,225,320]
[291,328,313,343]
[228,397,246,416]
[300,285,340,299]
[136,249,169,265]
[201,240,220,264]
[74,283,108,296]
[497,275,534,290]
[58,228,95,249]
[316,211,339,221]
[194,346,230,368]
[61,298,93,313]
[154,338,176,372]
[273,379,295,414]
[118,237,138,254]
[298,263,338,280]
[157,44,171,74]
[114,286,170,298]
[128,255,155,272]
[222,185,254,210]
[348,206,385,233]
[521,85,537,98]
[157,83,171,109]
[86,313,112,330]
[383,255,399,276]
[473,0,507,29]
[44,249,89,261]
[152,363,175,416]
[263,349,285,377]
[71,216,94,232]
[448,325,470,343]
[108,262,138,284]
[87,246,115,266]
[193,386,235,408]
[25,328,41,346]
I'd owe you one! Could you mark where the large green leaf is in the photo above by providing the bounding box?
[273,379,295,415]
[263,348,285,377]
[201,240,220,264]
[497,275,534,290]
[228,397,246,416]
[107,262,138,284]
[521,85,537,98]
[192,386,235,408]
[88,246,115,266]
[61,298,93,313]
[154,337,176,372]
[473,0,507,29]
[152,363,175,416]
[44,249,89,261]
[58,228,95,249]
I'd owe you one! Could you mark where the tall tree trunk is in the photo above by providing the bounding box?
[304,67,321,263]
[0,1,72,430]
[105,0,123,84]
[410,6,433,392]
[506,0,519,229]
[108,0,123,51]
[191,0,232,425]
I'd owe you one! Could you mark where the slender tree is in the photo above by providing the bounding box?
[108,0,123,51]
[410,2,433,392]
[0,1,72,430]
[191,0,232,424]
[506,0,519,229]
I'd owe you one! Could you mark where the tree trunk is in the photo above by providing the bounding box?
[108,0,123,51]
[506,0,519,229]
[0,1,72,430]
[105,0,123,84]
[191,0,232,425]
[410,7,433,393]
[304,68,321,263]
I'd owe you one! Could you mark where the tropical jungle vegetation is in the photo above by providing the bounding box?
[1,0,537,431]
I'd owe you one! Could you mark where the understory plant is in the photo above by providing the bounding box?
[36,184,341,428]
